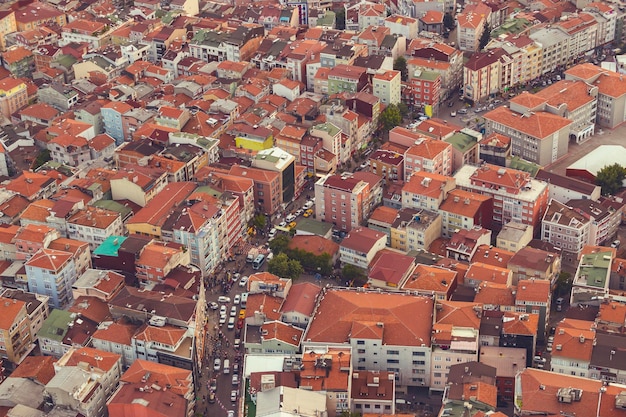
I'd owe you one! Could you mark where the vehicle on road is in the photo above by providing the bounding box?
[304,209,313,217]
[252,254,266,270]
[228,317,235,329]
[208,302,219,310]
[209,378,217,392]
[233,294,240,305]
[239,310,245,319]
[286,213,296,222]
[611,239,621,248]
[227,411,235,417]
[295,209,303,217]
[219,314,227,325]
[268,228,277,239]
[220,305,227,314]
[450,111,456,117]
[458,108,468,115]
[218,296,231,304]
[303,200,314,210]
[230,306,237,317]
[239,276,249,287]
[232,374,239,386]
[278,220,287,227]
[288,221,297,229]
[223,359,230,374]
[214,358,221,371]
[230,391,237,402]
[208,391,216,403]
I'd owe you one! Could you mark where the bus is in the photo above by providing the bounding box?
[252,254,265,270]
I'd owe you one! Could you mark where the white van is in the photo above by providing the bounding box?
[223,359,230,374]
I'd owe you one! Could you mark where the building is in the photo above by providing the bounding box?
[315,173,371,232]
[67,206,124,251]
[570,248,612,306]
[535,169,602,204]
[508,246,561,286]
[550,320,595,377]
[515,279,551,341]
[567,199,621,247]
[402,135,453,178]
[367,250,416,289]
[402,171,456,211]
[350,370,395,414]
[496,222,533,253]
[390,208,442,253]
[479,132,511,167]
[439,189,493,238]
[251,147,296,206]
[339,227,387,270]
[55,347,122,399]
[479,346,527,402]
[456,11,486,52]
[303,288,434,388]
[541,199,591,262]
[444,130,480,173]
[372,69,401,105]
[0,77,28,119]
[454,163,550,231]
[404,69,441,110]
[0,296,35,366]
[402,264,457,300]
[230,165,282,216]
[446,227,492,263]
[430,325,480,391]
[483,106,572,167]
[25,249,77,309]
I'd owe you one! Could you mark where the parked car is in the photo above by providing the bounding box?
[232,374,239,386]
[209,302,219,310]
[303,200,314,210]
[219,315,227,325]
[231,391,238,402]
[209,391,216,403]
[218,296,231,303]
[304,209,313,217]
[223,359,230,374]
[278,220,287,227]
[288,221,297,229]
[233,295,240,305]
[239,276,249,287]
[220,305,227,314]
[286,213,297,222]
[611,240,621,248]
[295,209,304,217]
[214,358,221,371]
[458,108,468,115]
[228,317,235,329]
[450,111,457,117]
[268,228,277,239]
[209,378,217,392]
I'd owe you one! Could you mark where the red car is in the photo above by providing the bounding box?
[236,318,244,329]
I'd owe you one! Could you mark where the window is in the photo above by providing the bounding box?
[357,340,365,345]
[387,350,399,355]
[387,359,399,364]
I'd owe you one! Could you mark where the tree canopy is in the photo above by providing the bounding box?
[393,56,408,82]
[267,253,304,280]
[443,12,455,31]
[596,163,626,196]
[380,103,402,132]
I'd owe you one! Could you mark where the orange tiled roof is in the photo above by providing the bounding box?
[0,296,26,330]
[483,107,572,139]
[122,359,191,397]
[92,320,140,346]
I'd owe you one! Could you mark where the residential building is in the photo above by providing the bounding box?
[479,346,526,402]
[541,199,591,262]
[570,247,612,306]
[71,269,125,302]
[45,366,107,417]
[372,70,401,105]
[391,208,441,253]
[401,264,457,300]
[315,173,371,232]
[66,206,124,251]
[496,221,533,253]
[403,135,453,179]
[55,347,122,399]
[567,199,621,247]
[38,309,97,358]
[14,2,66,31]
[327,64,368,95]
[444,130,480,173]
[252,147,297,205]
[439,189,493,238]
[367,250,416,289]
[91,320,140,369]
[25,248,77,309]
[0,10,16,51]
[446,227,492,263]
[408,41,464,101]
[339,227,387,269]
[465,262,512,288]
[101,101,133,145]
[515,279,551,341]
[229,165,282,216]
[279,282,322,328]
[430,326,479,391]
[588,332,626,384]
[441,362,498,414]
[454,163,550,231]
[479,132,511,167]
[37,83,79,112]
[0,296,35,366]
[0,77,28,119]
[303,288,434,388]
[550,320,595,377]
[368,148,404,181]
[404,69,441,110]
[456,11,486,52]
[401,171,456,211]
[0,288,49,339]
[350,371,396,414]
[508,246,561,286]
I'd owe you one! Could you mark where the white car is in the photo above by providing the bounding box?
[228,411,235,417]
[218,296,231,304]
[268,228,277,239]
[359,161,369,169]
[239,276,249,287]
[214,358,221,371]
[450,111,457,117]
[208,302,219,310]
[233,294,241,305]
[278,220,287,227]
[286,214,296,222]
[232,374,239,386]
[220,305,227,314]
[228,317,235,329]
[295,209,304,217]
[303,200,314,210]
[230,306,237,317]
[230,390,238,402]
[219,314,227,325]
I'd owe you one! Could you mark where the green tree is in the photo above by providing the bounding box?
[443,12,455,31]
[380,103,402,132]
[252,214,266,230]
[397,102,409,118]
[342,264,367,287]
[596,163,626,196]
[334,7,346,30]
[555,271,572,298]
[268,253,304,280]
[269,234,290,254]
[479,22,491,50]
[393,56,408,82]
[33,149,51,170]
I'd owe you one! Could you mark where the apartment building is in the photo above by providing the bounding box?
[550,321,595,377]
[583,3,617,46]
[535,169,602,204]
[402,171,456,211]
[541,199,591,262]
[439,189,493,238]
[327,64,368,95]
[479,132,511,166]
[230,165,281,215]
[463,49,505,103]
[430,326,479,391]
[0,296,34,366]
[570,248,612,306]
[339,227,387,269]
[275,125,307,164]
[315,173,371,231]
[404,69,441,110]
[456,11,486,52]
[496,222,533,253]
[403,136,453,179]
[25,248,77,309]
[372,70,401,105]
[0,77,28,119]
[401,264,457,300]
[369,149,404,181]
[454,164,550,230]
[568,199,621,247]
[67,207,124,251]
[483,106,572,166]
[351,370,396,414]
[252,147,297,205]
[390,208,441,253]
[303,288,434,388]
[408,40,464,101]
